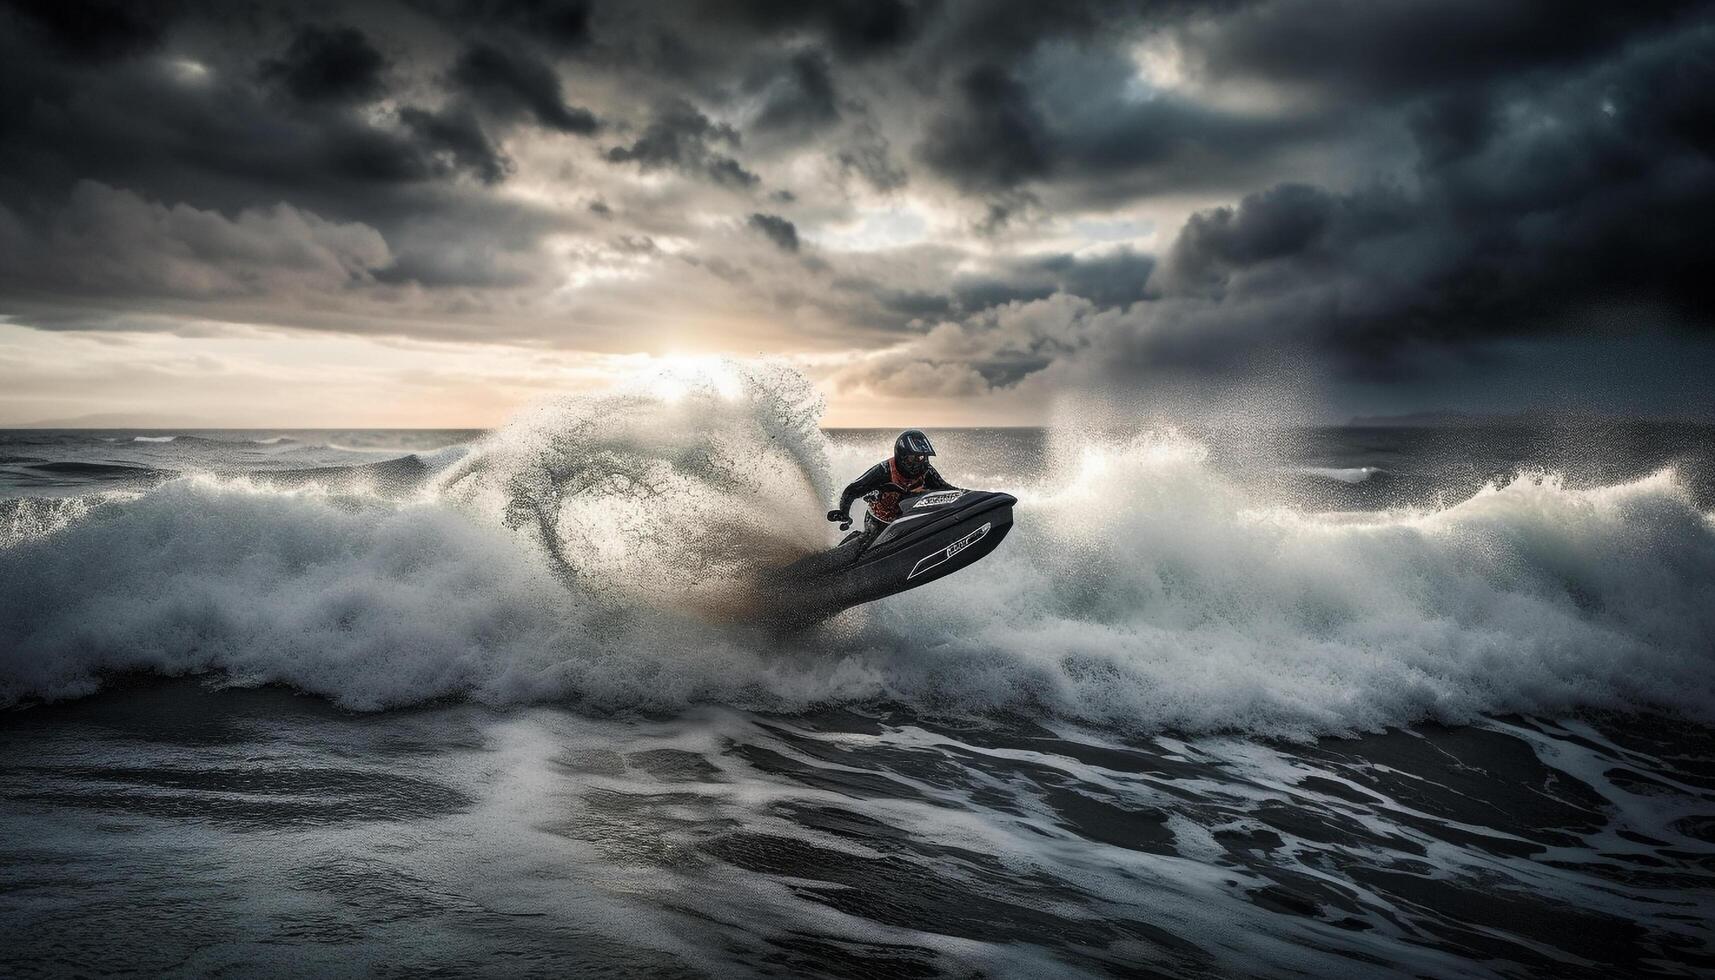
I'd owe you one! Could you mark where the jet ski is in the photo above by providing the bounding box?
[758,487,1015,628]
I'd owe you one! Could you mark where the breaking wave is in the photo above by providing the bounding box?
[3,362,1713,737]
[872,438,1715,737]
[431,360,830,614]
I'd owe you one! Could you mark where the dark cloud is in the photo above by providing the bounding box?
[1161,183,1343,293]
[911,0,1146,67]
[746,212,799,252]
[0,12,526,223]
[1029,250,1158,309]
[947,250,1158,313]
[749,49,839,137]
[1407,90,1496,170]
[836,121,907,192]
[1185,0,1705,100]
[371,240,538,288]
[683,0,921,60]
[2,0,1713,419]
[838,14,1715,407]
[448,41,599,134]
[917,40,1331,204]
[605,99,759,187]
[813,245,1161,341]
[413,0,594,51]
[1,0,177,62]
[399,106,512,184]
[262,25,389,105]
[918,65,1053,193]
[610,234,658,254]
[0,180,390,300]
[873,287,954,322]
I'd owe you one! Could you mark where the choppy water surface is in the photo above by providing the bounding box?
[5,686,1713,978]
[3,366,1714,977]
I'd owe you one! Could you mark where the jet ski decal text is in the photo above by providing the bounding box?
[908,522,990,580]
[912,490,966,509]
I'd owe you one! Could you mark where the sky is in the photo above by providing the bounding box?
[1,0,1713,427]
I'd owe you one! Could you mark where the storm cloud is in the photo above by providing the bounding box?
[604,99,760,187]
[449,41,600,134]
[747,212,800,252]
[262,25,389,105]
[2,0,1713,421]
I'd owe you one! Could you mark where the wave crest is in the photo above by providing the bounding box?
[433,359,831,614]
[865,434,1715,736]
[4,372,1714,736]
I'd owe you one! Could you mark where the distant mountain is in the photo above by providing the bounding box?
[7,412,217,429]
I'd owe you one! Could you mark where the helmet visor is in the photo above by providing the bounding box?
[901,432,935,456]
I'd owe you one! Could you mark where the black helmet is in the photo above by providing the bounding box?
[893,429,935,478]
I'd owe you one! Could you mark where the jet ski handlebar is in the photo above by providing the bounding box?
[831,483,973,533]
[830,482,913,531]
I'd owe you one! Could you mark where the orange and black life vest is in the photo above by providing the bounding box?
[868,457,928,523]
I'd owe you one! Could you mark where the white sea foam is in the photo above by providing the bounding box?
[131,435,176,443]
[0,491,141,549]
[432,359,831,614]
[858,435,1715,737]
[3,364,1713,736]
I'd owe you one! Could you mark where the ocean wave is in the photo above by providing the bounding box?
[28,461,163,478]
[1296,465,1383,484]
[309,443,400,454]
[3,365,1713,737]
[0,491,141,549]
[864,437,1715,737]
[122,434,301,448]
[433,359,831,610]
[152,434,289,447]
[298,441,467,457]
[255,454,431,493]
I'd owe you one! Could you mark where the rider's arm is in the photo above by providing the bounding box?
[836,463,890,514]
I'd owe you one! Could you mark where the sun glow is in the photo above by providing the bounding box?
[639,354,747,402]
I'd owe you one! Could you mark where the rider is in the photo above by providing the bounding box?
[827,429,961,546]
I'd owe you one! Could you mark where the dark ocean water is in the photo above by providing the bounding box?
[3,380,1714,977]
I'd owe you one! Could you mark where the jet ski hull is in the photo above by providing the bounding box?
[760,489,1015,627]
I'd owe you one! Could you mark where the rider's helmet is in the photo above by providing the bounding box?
[893,429,936,478]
